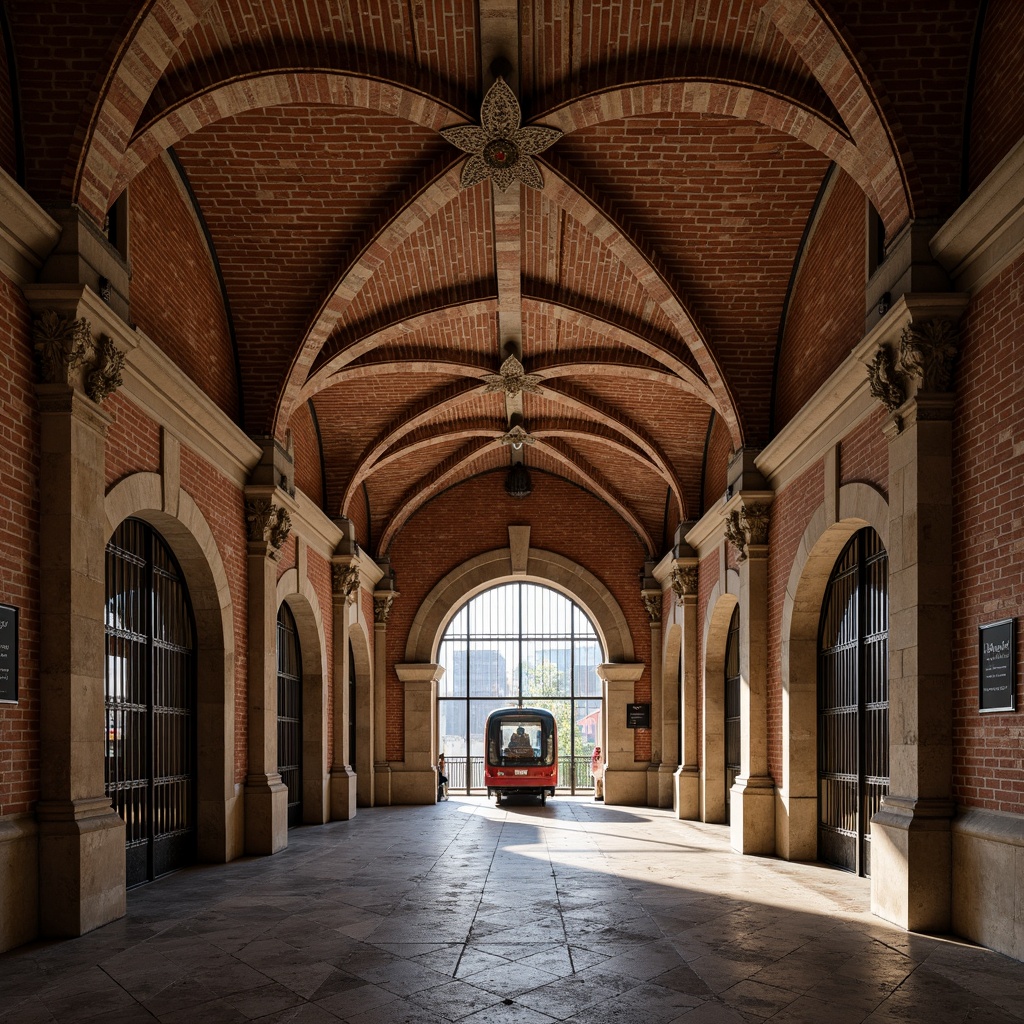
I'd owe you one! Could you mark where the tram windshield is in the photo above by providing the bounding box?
[487,711,555,766]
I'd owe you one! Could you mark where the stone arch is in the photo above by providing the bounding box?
[276,567,328,826]
[404,547,635,665]
[701,569,740,824]
[104,471,239,863]
[663,619,683,771]
[347,603,374,809]
[776,482,889,861]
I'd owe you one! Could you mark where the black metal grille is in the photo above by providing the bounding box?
[818,528,889,876]
[105,519,196,888]
[277,604,302,828]
[725,606,741,823]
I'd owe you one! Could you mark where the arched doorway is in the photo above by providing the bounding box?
[104,518,196,887]
[817,527,889,876]
[724,607,741,824]
[436,582,605,794]
[277,603,302,829]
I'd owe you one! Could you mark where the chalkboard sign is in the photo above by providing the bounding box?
[626,703,650,729]
[979,618,1015,713]
[0,604,17,702]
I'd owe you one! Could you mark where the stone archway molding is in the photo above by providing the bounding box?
[776,481,889,860]
[104,469,240,863]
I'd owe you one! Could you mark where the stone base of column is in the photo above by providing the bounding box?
[329,766,358,821]
[243,774,288,856]
[775,792,818,861]
[674,765,700,820]
[646,763,676,809]
[871,796,953,932]
[373,762,392,807]
[390,767,437,805]
[36,797,126,938]
[604,768,647,806]
[730,776,776,855]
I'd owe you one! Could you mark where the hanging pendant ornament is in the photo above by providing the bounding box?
[440,77,562,191]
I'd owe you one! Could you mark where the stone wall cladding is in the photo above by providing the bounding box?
[775,172,866,432]
[0,277,39,816]
[967,0,1024,191]
[384,469,651,763]
[767,459,825,783]
[129,156,239,420]
[952,252,1024,814]
[178,445,249,784]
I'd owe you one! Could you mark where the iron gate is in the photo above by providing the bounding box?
[104,519,196,887]
[277,604,302,828]
[818,528,889,876]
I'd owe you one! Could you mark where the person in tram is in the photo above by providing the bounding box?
[437,753,448,801]
[507,726,532,757]
[591,746,604,801]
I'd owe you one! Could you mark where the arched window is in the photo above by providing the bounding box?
[818,528,889,876]
[277,603,302,828]
[105,518,196,887]
[437,583,604,794]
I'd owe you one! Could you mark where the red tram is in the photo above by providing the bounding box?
[484,706,557,805]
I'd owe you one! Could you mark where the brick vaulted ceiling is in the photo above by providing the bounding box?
[58,0,916,559]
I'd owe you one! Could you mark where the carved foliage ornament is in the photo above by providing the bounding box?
[670,565,698,604]
[724,503,771,562]
[867,317,960,412]
[641,590,662,624]
[32,310,125,403]
[245,498,292,555]
[500,424,535,449]
[440,76,562,192]
[332,563,361,604]
[374,593,396,624]
[483,354,543,397]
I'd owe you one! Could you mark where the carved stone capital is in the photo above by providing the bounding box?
[245,498,292,558]
[898,317,959,392]
[867,343,907,412]
[641,589,662,624]
[724,509,746,561]
[670,564,698,604]
[374,593,396,625]
[333,563,361,604]
[86,333,125,403]
[32,309,90,386]
[724,503,772,562]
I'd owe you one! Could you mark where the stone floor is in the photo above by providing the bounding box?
[3,797,1024,1024]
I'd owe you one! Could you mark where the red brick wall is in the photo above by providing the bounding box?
[775,173,865,432]
[291,402,323,511]
[104,391,161,487]
[384,469,651,761]
[839,405,889,497]
[967,0,1024,192]
[0,277,38,816]
[702,412,731,514]
[767,460,825,782]
[178,445,249,782]
[952,253,1024,814]
[129,157,239,421]
[0,19,17,180]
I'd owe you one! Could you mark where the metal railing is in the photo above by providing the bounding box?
[444,756,594,793]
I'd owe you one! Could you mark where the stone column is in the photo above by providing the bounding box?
[672,560,700,819]
[329,556,359,820]
[393,664,444,804]
[868,317,959,931]
[28,301,130,937]
[243,494,292,855]
[725,497,776,855]
[641,570,673,807]
[598,662,646,805]
[372,573,397,806]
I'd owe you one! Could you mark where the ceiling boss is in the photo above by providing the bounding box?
[440,76,562,190]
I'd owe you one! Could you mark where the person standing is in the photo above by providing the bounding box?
[437,753,449,801]
[591,746,604,801]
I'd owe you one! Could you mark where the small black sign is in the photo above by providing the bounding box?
[979,618,1015,713]
[626,703,650,729]
[0,604,17,703]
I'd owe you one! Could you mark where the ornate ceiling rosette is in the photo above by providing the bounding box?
[440,77,562,191]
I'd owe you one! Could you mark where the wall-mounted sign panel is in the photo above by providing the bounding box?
[626,703,650,729]
[979,618,1016,713]
[0,604,17,702]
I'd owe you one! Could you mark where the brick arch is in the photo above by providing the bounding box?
[103,471,239,863]
[701,570,740,824]
[277,567,328,826]
[70,0,212,223]
[776,482,889,862]
[404,547,635,665]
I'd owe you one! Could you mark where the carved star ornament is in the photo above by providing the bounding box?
[440,77,562,191]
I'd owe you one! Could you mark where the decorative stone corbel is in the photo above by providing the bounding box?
[641,589,662,624]
[85,333,125,403]
[374,592,396,624]
[724,502,772,562]
[670,564,698,605]
[32,309,125,403]
[244,497,292,559]
[898,317,959,391]
[867,343,907,412]
[333,562,361,605]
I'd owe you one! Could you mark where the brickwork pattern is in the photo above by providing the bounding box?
[839,405,889,496]
[702,412,731,514]
[104,392,162,488]
[291,403,323,511]
[952,253,1024,814]
[0,277,39,816]
[775,172,866,432]
[129,156,239,421]
[0,23,16,180]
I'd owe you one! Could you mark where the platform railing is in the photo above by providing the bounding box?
[444,756,594,793]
